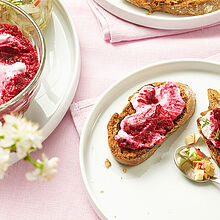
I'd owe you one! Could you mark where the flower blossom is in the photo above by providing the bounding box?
[0,148,10,179]
[26,154,59,181]
[0,114,58,181]
[0,115,43,159]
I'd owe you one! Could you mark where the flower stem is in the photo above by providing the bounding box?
[24,153,43,169]
[4,144,16,151]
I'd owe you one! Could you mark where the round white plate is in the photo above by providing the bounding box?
[94,0,220,29]
[24,0,80,140]
[80,59,220,220]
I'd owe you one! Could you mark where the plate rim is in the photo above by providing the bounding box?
[34,0,81,140]
[79,58,220,220]
[94,0,220,30]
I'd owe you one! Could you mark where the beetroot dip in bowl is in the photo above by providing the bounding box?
[0,0,45,119]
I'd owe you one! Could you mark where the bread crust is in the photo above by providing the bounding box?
[197,89,220,168]
[126,0,220,16]
[107,82,196,166]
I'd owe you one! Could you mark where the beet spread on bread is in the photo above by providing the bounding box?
[197,89,220,168]
[126,0,220,16]
[107,81,196,166]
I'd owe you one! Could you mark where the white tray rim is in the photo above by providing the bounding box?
[41,0,81,140]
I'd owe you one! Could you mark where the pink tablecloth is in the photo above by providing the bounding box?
[0,0,220,219]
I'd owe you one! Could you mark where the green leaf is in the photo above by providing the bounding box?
[211,131,220,140]
[200,118,210,129]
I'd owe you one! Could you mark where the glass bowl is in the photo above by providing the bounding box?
[19,0,53,31]
[0,0,46,119]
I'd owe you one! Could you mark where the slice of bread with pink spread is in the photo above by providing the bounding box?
[107,82,196,166]
[197,89,220,167]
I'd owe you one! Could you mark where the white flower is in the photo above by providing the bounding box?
[0,115,43,159]
[26,154,59,181]
[0,148,10,179]
[25,168,41,181]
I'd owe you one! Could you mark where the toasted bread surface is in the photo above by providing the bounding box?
[207,89,220,110]
[197,89,220,167]
[126,0,220,16]
[107,82,196,166]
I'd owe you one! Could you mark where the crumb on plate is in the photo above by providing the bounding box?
[123,168,127,173]
[105,158,111,168]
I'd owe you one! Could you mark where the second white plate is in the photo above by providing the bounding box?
[80,59,220,220]
[95,0,220,29]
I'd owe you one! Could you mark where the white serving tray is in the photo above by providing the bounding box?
[80,59,220,220]
[25,0,80,140]
[95,0,220,30]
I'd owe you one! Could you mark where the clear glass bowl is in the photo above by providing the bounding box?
[0,0,46,118]
[11,0,53,31]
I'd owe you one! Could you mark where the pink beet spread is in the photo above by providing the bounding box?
[115,82,186,150]
[205,108,220,148]
[0,24,39,105]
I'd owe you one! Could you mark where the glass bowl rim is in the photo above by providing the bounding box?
[0,0,46,111]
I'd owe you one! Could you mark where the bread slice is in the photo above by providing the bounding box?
[197,89,220,167]
[107,82,196,166]
[126,0,220,16]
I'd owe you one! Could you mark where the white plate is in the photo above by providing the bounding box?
[94,0,220,29]
[80,59,220,220]
[24,0,80,140]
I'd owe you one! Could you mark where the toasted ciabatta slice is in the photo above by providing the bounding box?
[107,82,196,166]
[126,0,220,16]
[197,89,220,167]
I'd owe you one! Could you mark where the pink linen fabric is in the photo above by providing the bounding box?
[88,0,220,43]
[0,0,220,219]
[70,97,97,135]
